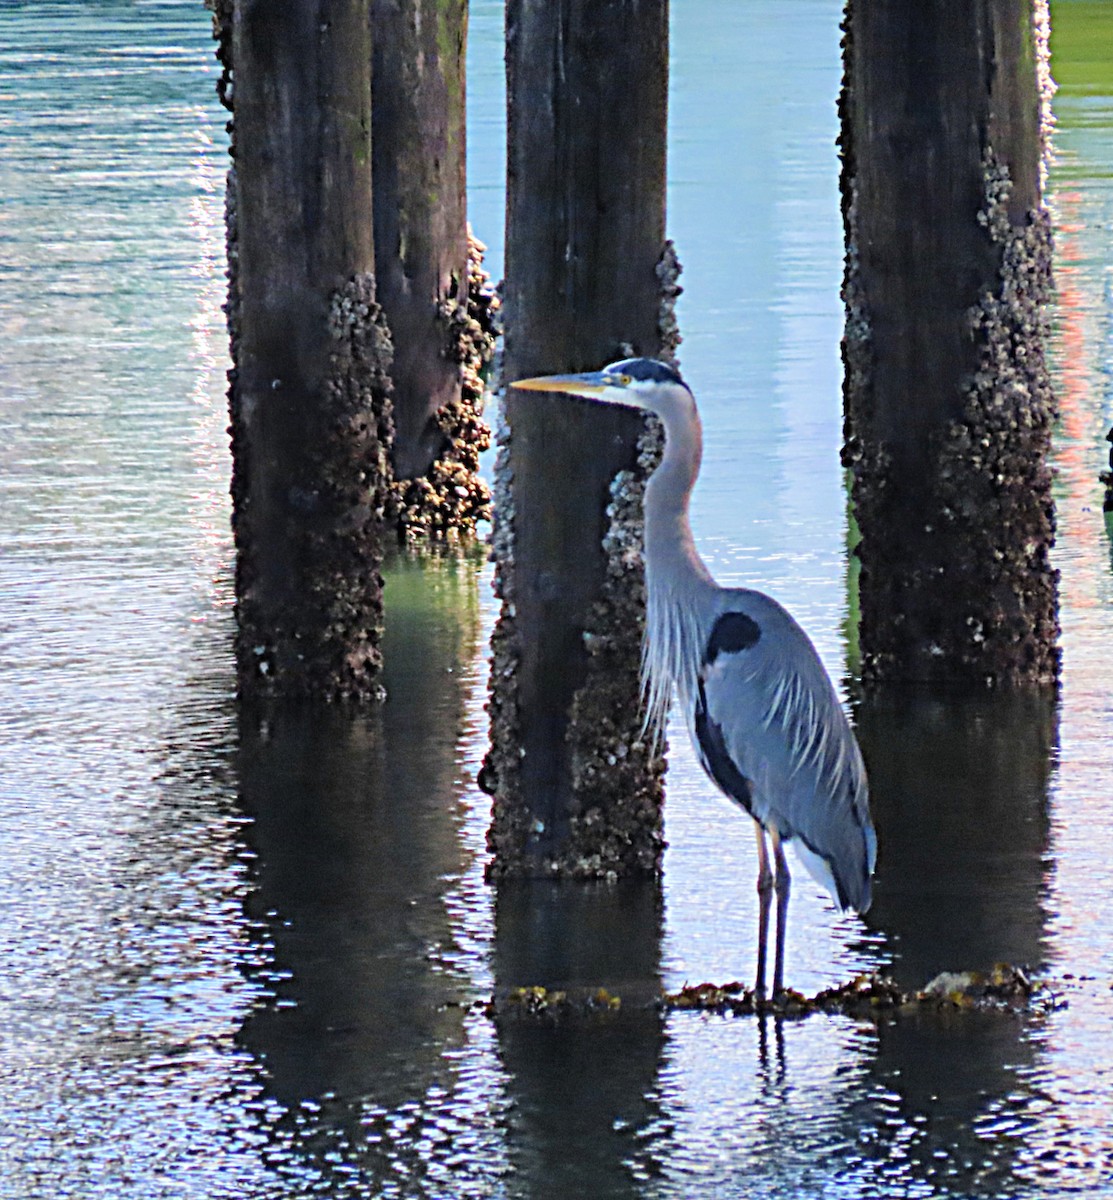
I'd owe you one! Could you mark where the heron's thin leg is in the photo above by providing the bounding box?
[770,828,791,997]
[754,821,773,998]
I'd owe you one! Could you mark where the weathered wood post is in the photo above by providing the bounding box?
[482,0,679,879]
[841,0,1059,686]
[371,0,496,541]
[223,0,394,701]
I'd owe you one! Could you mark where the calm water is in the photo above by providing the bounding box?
[2,2,1112,1197]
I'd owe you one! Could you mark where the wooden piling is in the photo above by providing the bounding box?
[482,0,674,879]
[228,0,394,701]
[841,0,1059,687]
[371,0,495,545]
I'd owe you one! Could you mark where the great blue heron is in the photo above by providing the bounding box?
[512,357,876,997]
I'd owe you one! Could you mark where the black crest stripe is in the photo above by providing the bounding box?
[605,357,685,386]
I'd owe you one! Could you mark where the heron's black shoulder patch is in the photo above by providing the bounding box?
[704,611,762,665]
[606,357,686,387]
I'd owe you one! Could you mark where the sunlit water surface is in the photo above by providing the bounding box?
[2,2,1112,1197]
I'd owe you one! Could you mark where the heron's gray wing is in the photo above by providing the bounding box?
[693,599,874,911]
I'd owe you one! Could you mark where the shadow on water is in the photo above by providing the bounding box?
[233,554,496,1194]
[843,687,1059,1197]
[492,880,666,1200]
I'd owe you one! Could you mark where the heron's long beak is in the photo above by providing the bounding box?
[510,371,610,398]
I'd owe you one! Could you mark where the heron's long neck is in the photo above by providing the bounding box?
[644,404,714,591]
[641,404,716,738]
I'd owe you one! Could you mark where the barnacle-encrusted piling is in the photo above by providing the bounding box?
[221,0,394,701]
[386,232,498,542]
[482,246,677,878]
[841,0,1059,687]
[481,0,672,879]
[371,0,493,545]
[482,404,669,881]
[557,423,668,879]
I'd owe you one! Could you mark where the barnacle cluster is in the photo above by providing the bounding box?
[1032,0,1056,195]
[229,275,394,703]
[479,396,526,869]
[204,0,234,116]
[656,240,683,367]
[932,153,1060,685]
[386,231,498,542]
[563,421,668,881]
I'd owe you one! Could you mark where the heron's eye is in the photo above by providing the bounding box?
[616,373,633,386]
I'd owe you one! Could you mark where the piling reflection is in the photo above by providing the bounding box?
[858,688,1056,984]
[493,880,666,1200]
[234,554,490,1193]
[846,688,1058,1196]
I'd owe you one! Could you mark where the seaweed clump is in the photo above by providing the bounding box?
[661,963,1057,1020]
[489,985,624,1024]
[484,964,1061,1025]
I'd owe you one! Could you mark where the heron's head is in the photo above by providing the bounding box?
[510,357,692,419]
